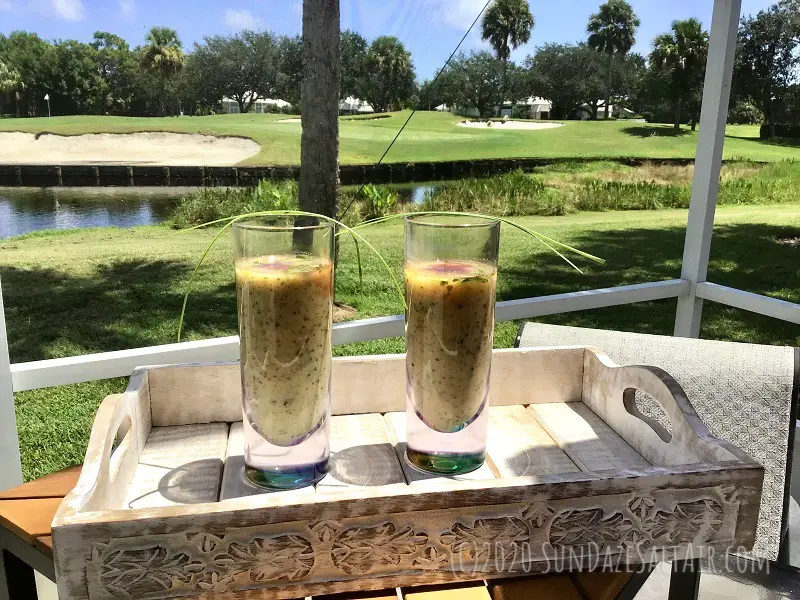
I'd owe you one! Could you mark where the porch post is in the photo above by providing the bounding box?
[674,0,742,338]
[0,276,23,490]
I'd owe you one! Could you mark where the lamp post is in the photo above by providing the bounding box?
[44,93,51,117]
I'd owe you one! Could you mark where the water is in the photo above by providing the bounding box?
[0,182,441,240]
[0,187,189,239]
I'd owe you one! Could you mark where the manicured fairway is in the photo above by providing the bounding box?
[0,111,797,165]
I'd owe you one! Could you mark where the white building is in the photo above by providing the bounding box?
[221,94,292,114]
[339,96,375,114]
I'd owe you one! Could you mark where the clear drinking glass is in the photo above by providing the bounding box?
[404,215,500,474]
[233,217,334,489]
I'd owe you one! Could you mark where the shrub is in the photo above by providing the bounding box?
[171,180,298,228]
[359,184,398,221]
[422,171,570,216]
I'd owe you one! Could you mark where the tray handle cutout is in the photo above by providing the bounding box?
[108,414,133,486]
[622,387,673,443]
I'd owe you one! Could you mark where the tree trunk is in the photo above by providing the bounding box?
[299,0,340,222]
[497,38,509,118]
[14,92,20,118]
[604,52,613,120]
[673,96,683,130]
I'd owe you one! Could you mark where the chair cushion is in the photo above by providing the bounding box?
[516,322,798,562]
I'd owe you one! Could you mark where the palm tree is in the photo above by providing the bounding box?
[650,19,709,130]
[587,0,640,120]
[481,0,534,117]
[140,27,185,116]
[0,61,25,117]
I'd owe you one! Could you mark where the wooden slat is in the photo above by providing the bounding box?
[528,403,651,472]
[319,414,406,489]
[487,406,579,478]
[0,465,81,500]
[405,582,491,599]
[573,572,634,600]
[490,576,583,600]
[124,423,228,509]
[383,412,496,483]
[0,498,62,543]
[220,422,316,501]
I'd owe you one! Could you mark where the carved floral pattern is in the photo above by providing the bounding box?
[549,509,630,550]
[97,547,203,597]
[331,523,428,575]
[84,485,749,600]
[442,517,529,566]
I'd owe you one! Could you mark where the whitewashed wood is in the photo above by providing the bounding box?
[10,336,240,392]
[486,406,580,477]
[52,348,765,600]
[383,412,497,482]
[319,414,406,489]
[696,282,800,324]
[0,275,23,490]
[582,350,739,466]
[528,402,651,472]
[674,0,743,337]
[496,279,689,322]
[220,422,316,501]
[124,423,228,509]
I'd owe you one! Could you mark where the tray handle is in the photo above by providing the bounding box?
[583,349,739,467]
[55,392,141,518]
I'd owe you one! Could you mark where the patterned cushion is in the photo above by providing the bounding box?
[517,322,798,562]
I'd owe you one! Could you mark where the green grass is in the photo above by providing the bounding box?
[0,112,798,165]
[2,204,799,480]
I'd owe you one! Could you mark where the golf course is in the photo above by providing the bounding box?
[0,111,798,165]
[1,114,799,480]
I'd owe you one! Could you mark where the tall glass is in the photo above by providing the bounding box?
[404,215,500,475]
[233,218,333,489]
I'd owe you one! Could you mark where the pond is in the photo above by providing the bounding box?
[0,183,440,239]
[0,187,188,239]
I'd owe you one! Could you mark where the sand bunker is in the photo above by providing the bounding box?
[0,131,261,165]
[458,120,564,131]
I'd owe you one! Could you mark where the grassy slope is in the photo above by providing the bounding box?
[0,112,798,165]
[3,205,799,479]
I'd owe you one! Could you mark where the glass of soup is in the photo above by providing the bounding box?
[233,217,333,489]
[404,215,500,474]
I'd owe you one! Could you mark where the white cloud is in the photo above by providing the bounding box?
[421,0,489,30]
[118,0,134,19]
[0,0,13,12]
[29,0,85,21]
[51,0,84,20]
[224,8,264,30]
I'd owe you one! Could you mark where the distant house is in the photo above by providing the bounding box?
[221,94,292,114]
[339,96,375,114]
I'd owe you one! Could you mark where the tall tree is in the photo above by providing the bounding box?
[734,4,799,138]
[91,32,137,115]
[340,30,367,99]
[481,0,534,116]
[438,51,505,117]
[524,43,606,119]
[361,36,415,112]
[299,0,340,219]
[0,61,24,117]
[276,35,303,106]
[587,0,640,120]
[650,18,709,130]
[0,32,52,116]
[186,32,280,114]
[140,26,185,115]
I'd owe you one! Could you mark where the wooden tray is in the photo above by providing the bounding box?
[53,347,763,600]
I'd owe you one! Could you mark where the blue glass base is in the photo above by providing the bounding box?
[244,459,328,490]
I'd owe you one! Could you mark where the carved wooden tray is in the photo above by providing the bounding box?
[52,347,763,600]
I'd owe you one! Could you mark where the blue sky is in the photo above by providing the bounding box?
[0,0,779,79]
